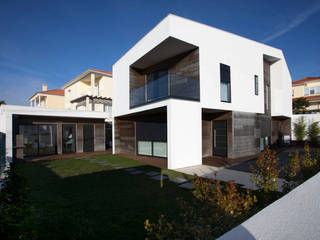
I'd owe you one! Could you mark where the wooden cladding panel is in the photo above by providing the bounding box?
[114,119,136,155]
[202,120,212,157]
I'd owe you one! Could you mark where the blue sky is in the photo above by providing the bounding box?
[0,0,319,105]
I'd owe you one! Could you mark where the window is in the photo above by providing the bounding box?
[304,86,320,96]
[146,69,168,102]
[254,75,258,95]
[266,85,269,111]
[220,63,231,102]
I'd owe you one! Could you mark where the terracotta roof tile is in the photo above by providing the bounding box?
[292,77,320,85]
[29,89,64,100]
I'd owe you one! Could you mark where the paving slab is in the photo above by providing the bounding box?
[178,182,195,190]
[176,165,284,191]
[130,170,145,174]
[170,177,188,184]
[124,168,137,172]
[151,175,168,180]
[111,165,123,169]
[145,171,160,176]
[99,163,110,166]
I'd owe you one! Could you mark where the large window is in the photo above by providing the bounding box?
[147,69,168,102]
[304,86,320,96]
[220,63,231,102]
[136,121,167,158]
[19,124,57,157]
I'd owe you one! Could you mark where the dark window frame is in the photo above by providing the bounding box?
[220,63,231,103]
[254,75,259,95]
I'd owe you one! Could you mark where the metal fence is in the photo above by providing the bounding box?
[0,132,5,175]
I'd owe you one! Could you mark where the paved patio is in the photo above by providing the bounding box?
[176,164,285,191]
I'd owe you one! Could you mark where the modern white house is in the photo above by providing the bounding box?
[112,14,292,170]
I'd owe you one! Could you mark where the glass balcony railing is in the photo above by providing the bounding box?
[130,74,199,108]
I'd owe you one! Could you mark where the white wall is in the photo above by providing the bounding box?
[113,14,292,119]
[167,100,202,169]
[218,172,320,240]
[292,114,320,140]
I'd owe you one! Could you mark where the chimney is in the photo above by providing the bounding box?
[42,84,47,91]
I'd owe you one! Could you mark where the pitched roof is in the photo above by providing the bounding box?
[62,69,112,89]
[29,89,65,100]
[292,77,320,85]
[88,69,112,75]
[293,95,320,101]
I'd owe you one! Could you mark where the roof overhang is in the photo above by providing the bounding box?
[70,95,112,104]
[130,37,198,71]
[62,69,112,89]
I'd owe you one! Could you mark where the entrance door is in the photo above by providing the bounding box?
[83,124,94,152]
[212,120,227,157]
[62,124,76,154]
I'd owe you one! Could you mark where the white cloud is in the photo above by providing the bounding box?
[262,3,320,43]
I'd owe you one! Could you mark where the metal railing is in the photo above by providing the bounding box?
[130,74,199,108]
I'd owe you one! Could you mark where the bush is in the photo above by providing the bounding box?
[0,165,37,240]
[308,121,320,142]
[301,142,318,179]
[285,150,301,179]
[145,175,257,239]
[294,117,307,141]
[250,147,281,192]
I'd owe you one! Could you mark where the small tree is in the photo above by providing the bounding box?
[250,147,281,192]
[308,121,320,142]
[301,142,317,169]
[293,97,310,114]
[294,117,307,141]
[286,150,301,179]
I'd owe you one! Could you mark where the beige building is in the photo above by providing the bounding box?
[292,77,320,110]
[29,84,65,109]
[62,69,112,116]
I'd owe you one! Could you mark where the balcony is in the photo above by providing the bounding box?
[129,37,199,108]
[130,73,199,108]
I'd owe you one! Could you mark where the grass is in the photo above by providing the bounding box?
[16,154,194,240]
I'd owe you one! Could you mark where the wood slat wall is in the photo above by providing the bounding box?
[114,119,136,155]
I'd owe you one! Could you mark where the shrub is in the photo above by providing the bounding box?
[294,117,307,141]
[0,165,37,240]
[285,150,301,179]
[250,147,281,192]
[145,175,257,239]
[301,142,317,168]
[301,142,318,179]
[308,121,320,142]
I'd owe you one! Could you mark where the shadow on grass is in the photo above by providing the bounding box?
[18,160,193,240]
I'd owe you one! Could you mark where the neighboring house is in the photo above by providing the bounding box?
[112,14,292,170]
[29,84,65,109]
[292,77,320,110]
[62,69,112,117]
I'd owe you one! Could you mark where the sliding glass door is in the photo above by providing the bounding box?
[19,124,57,157]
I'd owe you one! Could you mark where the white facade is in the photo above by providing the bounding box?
[113,14,292,169]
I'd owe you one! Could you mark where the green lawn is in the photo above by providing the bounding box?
[17,155,194,240]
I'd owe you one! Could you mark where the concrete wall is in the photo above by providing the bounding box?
[218,173,320,240]
[167,100,202,169]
